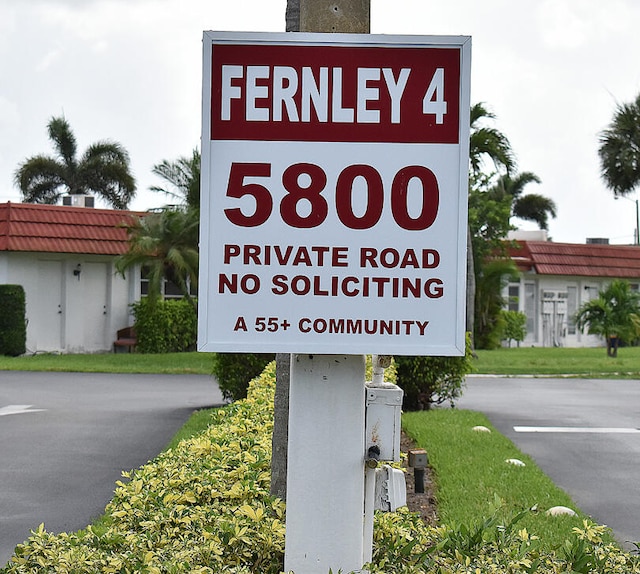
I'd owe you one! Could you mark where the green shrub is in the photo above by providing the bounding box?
[0,285,26,356]
[131,298,196,353]
[501,310,527,347]
[212,352,274,401]
[394,333,473,410]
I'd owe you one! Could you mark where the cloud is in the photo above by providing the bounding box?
[537,0,634,50]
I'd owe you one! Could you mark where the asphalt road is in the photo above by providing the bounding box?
[0,371,223,566]
[457,375,640,549]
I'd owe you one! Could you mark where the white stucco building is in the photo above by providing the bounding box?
[506,231,640,348]
[0,202,142,354]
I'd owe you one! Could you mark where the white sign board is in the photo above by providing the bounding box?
[199,31,471,355]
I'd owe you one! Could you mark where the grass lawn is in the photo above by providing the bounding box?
[2,346,639,378]
[0,351,212,374]
[472,345,640,377]
[403,409,598,552]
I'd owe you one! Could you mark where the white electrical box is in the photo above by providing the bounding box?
[374,465,407,511]
[365,383,403,462]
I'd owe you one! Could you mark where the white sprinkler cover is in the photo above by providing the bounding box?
[546,506,577,517]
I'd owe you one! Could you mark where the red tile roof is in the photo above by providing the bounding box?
[510,240,640,279]
[0,202,143,255]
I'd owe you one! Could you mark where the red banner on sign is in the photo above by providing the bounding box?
[210,43,460,144]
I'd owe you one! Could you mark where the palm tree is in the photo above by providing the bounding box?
[489,171,557,230]
[115,209,199,305]
[467,103,516,342]
[575,279,640,356]
[14,116,135,209]
[149,148,201,209]
[469,102,516,180]
[598,93,640,198]
[474,257,518,349]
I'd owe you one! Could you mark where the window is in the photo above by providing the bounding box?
[140,266,197,300]
[567,286,577,335]
[507,284,520,312]
[524,283,537,340]
[584,286,598,301]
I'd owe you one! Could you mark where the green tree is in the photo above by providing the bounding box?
[469,103,516,180]
[466,103,516,343]
[117,149,201,305]
[115,208,199,305]
[598,93,640,198]
[150,148,201,209]
[489,171,557,230]
[501,310,527,347]
[468,105,556,349]
[575,279,640,356]
[474,258,518,349]
[14,116,135,209]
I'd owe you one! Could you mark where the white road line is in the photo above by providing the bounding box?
[0,405,46,417]
[514,426,640,434]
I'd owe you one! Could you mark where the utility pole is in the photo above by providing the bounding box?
[280,3,371,573]
[300,0,370,33]
[272,0,370,501]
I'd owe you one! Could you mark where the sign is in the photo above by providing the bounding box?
[199,31,471,355]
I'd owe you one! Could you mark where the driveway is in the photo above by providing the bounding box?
[457,375,640,549]
[0,371,223,565]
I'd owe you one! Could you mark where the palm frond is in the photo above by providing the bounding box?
[150,148,200,209]
[47,116,78,168]
[512,194,557,230]
[14,156,67,203]
[598,94,640,196]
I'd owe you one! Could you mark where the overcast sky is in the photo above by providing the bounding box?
[1,0,640,244]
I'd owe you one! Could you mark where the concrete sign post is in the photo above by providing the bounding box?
[200,31,471,573]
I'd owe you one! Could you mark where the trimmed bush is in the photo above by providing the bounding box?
[395,333,473,410]
[0,285,26,356]
[212,352,274,401]
[501,309,527,347]
[131,298,196,353]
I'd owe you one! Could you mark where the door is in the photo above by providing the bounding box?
[82,262,109,351]
[34,260,63,351]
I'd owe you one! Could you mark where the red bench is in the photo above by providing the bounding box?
[113,326,137,353]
